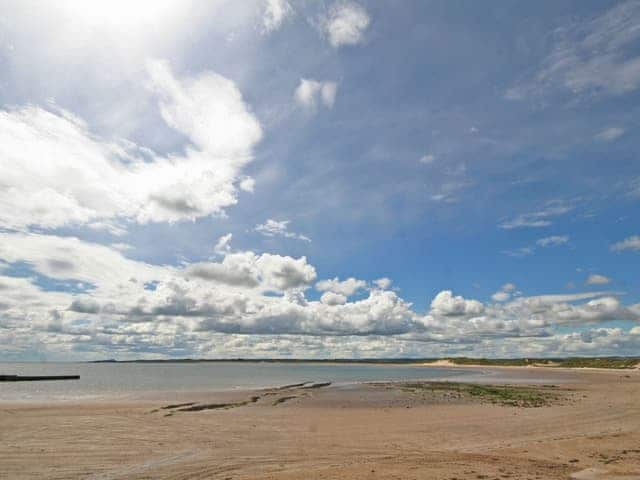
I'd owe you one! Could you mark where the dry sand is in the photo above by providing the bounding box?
[2,367,640,480]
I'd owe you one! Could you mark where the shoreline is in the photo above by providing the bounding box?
[0,365,620,407]
[3,363,634,406]
[5,356,638,365]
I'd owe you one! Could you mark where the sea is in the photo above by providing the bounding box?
[0,361,482,402]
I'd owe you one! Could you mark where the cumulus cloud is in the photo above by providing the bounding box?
[320,291,347,306]
[197,289,416,336]
[316,277,367,297]
[239,177,256,193]
[321,1,370,48]
[0,231,162,289]
[415,290,639,346]
[491,291,510,302]
[186,251,316,291]
[185,254,261,288]
[491,283,517,302]
[551,326,640,355]
[611,235,640,252]
[294,78,338,110]
[430,290,484,317]
[254,254,317,291]
[374,277,392,290]
[542,296,631,325]
[0,60,262,231]
[585,274,612,285]
[255,219,311,242]
[1,232,639,357]
[262,0,292,33]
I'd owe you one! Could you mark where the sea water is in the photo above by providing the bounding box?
[0,362,476,402]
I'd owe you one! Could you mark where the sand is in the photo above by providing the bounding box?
[1,367,640,480]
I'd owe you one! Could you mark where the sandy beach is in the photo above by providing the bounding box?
[2,366,640,480]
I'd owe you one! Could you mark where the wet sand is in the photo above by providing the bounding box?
[1,367,640,479]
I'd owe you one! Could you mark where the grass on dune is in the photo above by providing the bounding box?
[434,357,640,369]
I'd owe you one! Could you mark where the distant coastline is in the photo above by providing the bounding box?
[89,356,640,369]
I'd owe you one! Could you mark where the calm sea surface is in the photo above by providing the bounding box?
[0,362,478,401]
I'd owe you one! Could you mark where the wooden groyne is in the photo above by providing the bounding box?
[0,375,80,382]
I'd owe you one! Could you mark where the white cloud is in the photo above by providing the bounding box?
[526,292,614,303]
[491,283,517,302]
[146,59,262,160]
[419,154,435,164]
[611,235,640,252]
[254,254,317,291]
[322,1,370,48]
[0,61,262,230]
[0,232,161,287]
[491,291,510,302]
[430,290,484,317]
[414,290,639,346]
[506,2,640,100]
[1,233,639,357]
[374,277,392,290]
[586,274,612,285]
[316,277,367,297]
[214,233,233,255]
[321,82,338,107]
[1,228,639,356]
[198,289,416,336]
[501,219,552,229]
[0,106,128,230]
[595,127,625,141]
[546,296,624,324]
[504,235,569,258]
[294,78,338,110]
[186,251,317,291]
[536,235,569,247]
[263,0,292,33]
[429,180,472,204]
[239,177,256,193]
[499,201,573,229]
[320,291,347,306]
[255,219,311,242]
[502,246,534,258]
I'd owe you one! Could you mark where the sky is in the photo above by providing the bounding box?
[1,0,639,361]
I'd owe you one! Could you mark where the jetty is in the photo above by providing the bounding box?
[0,375,80,382]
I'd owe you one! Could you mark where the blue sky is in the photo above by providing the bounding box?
[0,0,639,360]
